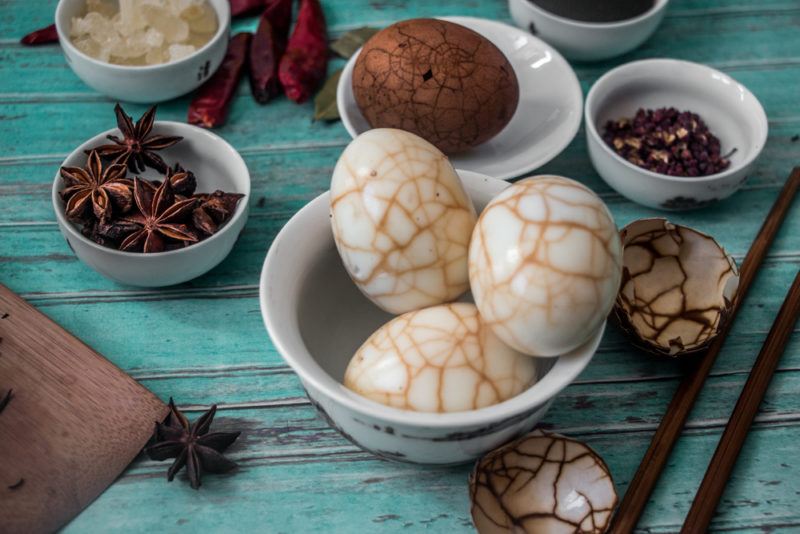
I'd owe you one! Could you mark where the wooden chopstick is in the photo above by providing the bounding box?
[679,268,800,533]
[610,167,800,533]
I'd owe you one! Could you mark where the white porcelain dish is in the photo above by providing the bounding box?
[53,121,250,287]
[337,17,583,181]
[508,0,669,61]
[55,0,231,103]
[585,59,768,210]
[260,170,603,465]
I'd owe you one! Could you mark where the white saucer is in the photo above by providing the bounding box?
[337,16,583,181]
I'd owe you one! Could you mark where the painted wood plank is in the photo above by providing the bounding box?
[56,408,800,533]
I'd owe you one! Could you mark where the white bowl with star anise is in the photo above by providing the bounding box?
[52,105,249,287]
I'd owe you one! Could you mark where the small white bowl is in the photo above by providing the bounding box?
[53,121,250,287]
[585,59,768,210]
[508,0,669,61]
[260,170,603,465]
[337,16,583,181]
[55,0,231,103]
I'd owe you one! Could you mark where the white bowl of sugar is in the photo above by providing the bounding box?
[55,0,231,103]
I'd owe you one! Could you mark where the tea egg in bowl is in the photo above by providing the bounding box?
[260,170,604,465]
[469,175,622,357]
[330,128,477,314]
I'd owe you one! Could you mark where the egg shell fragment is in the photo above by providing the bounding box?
[614,218,739,357]
[470,429,618,533]
[330,128,477,314]
[469,176,622,356]
[343,303,538,413]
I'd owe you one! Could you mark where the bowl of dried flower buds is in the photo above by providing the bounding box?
[585,59,768,210]
[52,104,249,287]
[55,0,230,103]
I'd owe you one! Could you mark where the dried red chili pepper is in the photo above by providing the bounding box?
[249,0,293,104]
[229,0,265,18]
[188,33,252,129]
[20,24,59,46]
[278,0,328,104]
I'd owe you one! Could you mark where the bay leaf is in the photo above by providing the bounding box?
[330,27,380,59]
[314,68,343,122]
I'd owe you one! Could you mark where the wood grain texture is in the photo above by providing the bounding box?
[0,0,798,532]
[681,268,800,532]
[0,285,167,534]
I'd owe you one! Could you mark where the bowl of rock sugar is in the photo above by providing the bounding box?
[55,0,231,103]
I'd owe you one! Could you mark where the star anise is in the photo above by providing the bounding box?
[87,104,183,174]
[145,398,240,490]
[119,178,198,253]
[60,150,133,222]
[191,190,246,235]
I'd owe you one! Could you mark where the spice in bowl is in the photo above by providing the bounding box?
[603,107,734,177]
[69,0,218,66]
[528,0,655,23]
[59,104,244,253]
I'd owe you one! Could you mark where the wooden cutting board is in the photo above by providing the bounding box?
[0,284,168,534]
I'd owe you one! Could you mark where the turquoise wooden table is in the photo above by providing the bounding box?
[1,0,799,532]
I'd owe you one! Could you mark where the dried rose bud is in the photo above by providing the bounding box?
[603,107,732,177]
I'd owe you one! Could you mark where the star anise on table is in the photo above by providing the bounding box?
[145,398,241,490]
[87,104,183,174]
[119,178,199,253]
[60,150,133,222]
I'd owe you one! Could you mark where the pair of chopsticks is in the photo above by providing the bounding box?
[611,167,800,533]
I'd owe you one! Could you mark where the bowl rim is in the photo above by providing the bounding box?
[584,58,769,184]
[512,0,670,29]
[52,120,250,258]
[259,170,601,428]
[54,0,231,71]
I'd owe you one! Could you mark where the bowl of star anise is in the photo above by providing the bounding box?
[52,104,249,287]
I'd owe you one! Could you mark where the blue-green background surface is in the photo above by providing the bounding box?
[1,0,799,532]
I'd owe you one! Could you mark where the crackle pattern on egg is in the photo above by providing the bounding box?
[330,129,477,314]
[470,430,617,533]
[343,303,537,413]
[469,176,622,357]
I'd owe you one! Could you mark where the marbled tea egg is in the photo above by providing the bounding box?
[469,176,622,357]
[352,18,519,154]
[344,303,537,413]
[330,128,477,314]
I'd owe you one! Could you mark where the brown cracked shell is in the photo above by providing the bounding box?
[613,218,740,358]
[470,430,618,534]
[352,18,519,154]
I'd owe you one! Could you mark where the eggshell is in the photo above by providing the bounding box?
[344,303,538,413]
[352,18,519,154]
[469,176,622,356]
[330,128,477,314]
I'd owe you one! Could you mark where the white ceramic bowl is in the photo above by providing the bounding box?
[585,59,768,210]
[260,170,604,465]
[508,0,669,61]
[337,16,583,181]
[53,121,250,287]
[55,0,231,103]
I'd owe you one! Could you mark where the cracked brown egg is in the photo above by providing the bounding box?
[352,18,519,154]
[343,303,537,413]
[470,430,618,534]
[330,128,477,314]
[613,218,740,357]
[469,176,623,357]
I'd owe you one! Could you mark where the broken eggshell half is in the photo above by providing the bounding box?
[613,218,739,358]
[469,429,618,534]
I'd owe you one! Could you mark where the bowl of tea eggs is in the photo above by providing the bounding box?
[260,128,622,464]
